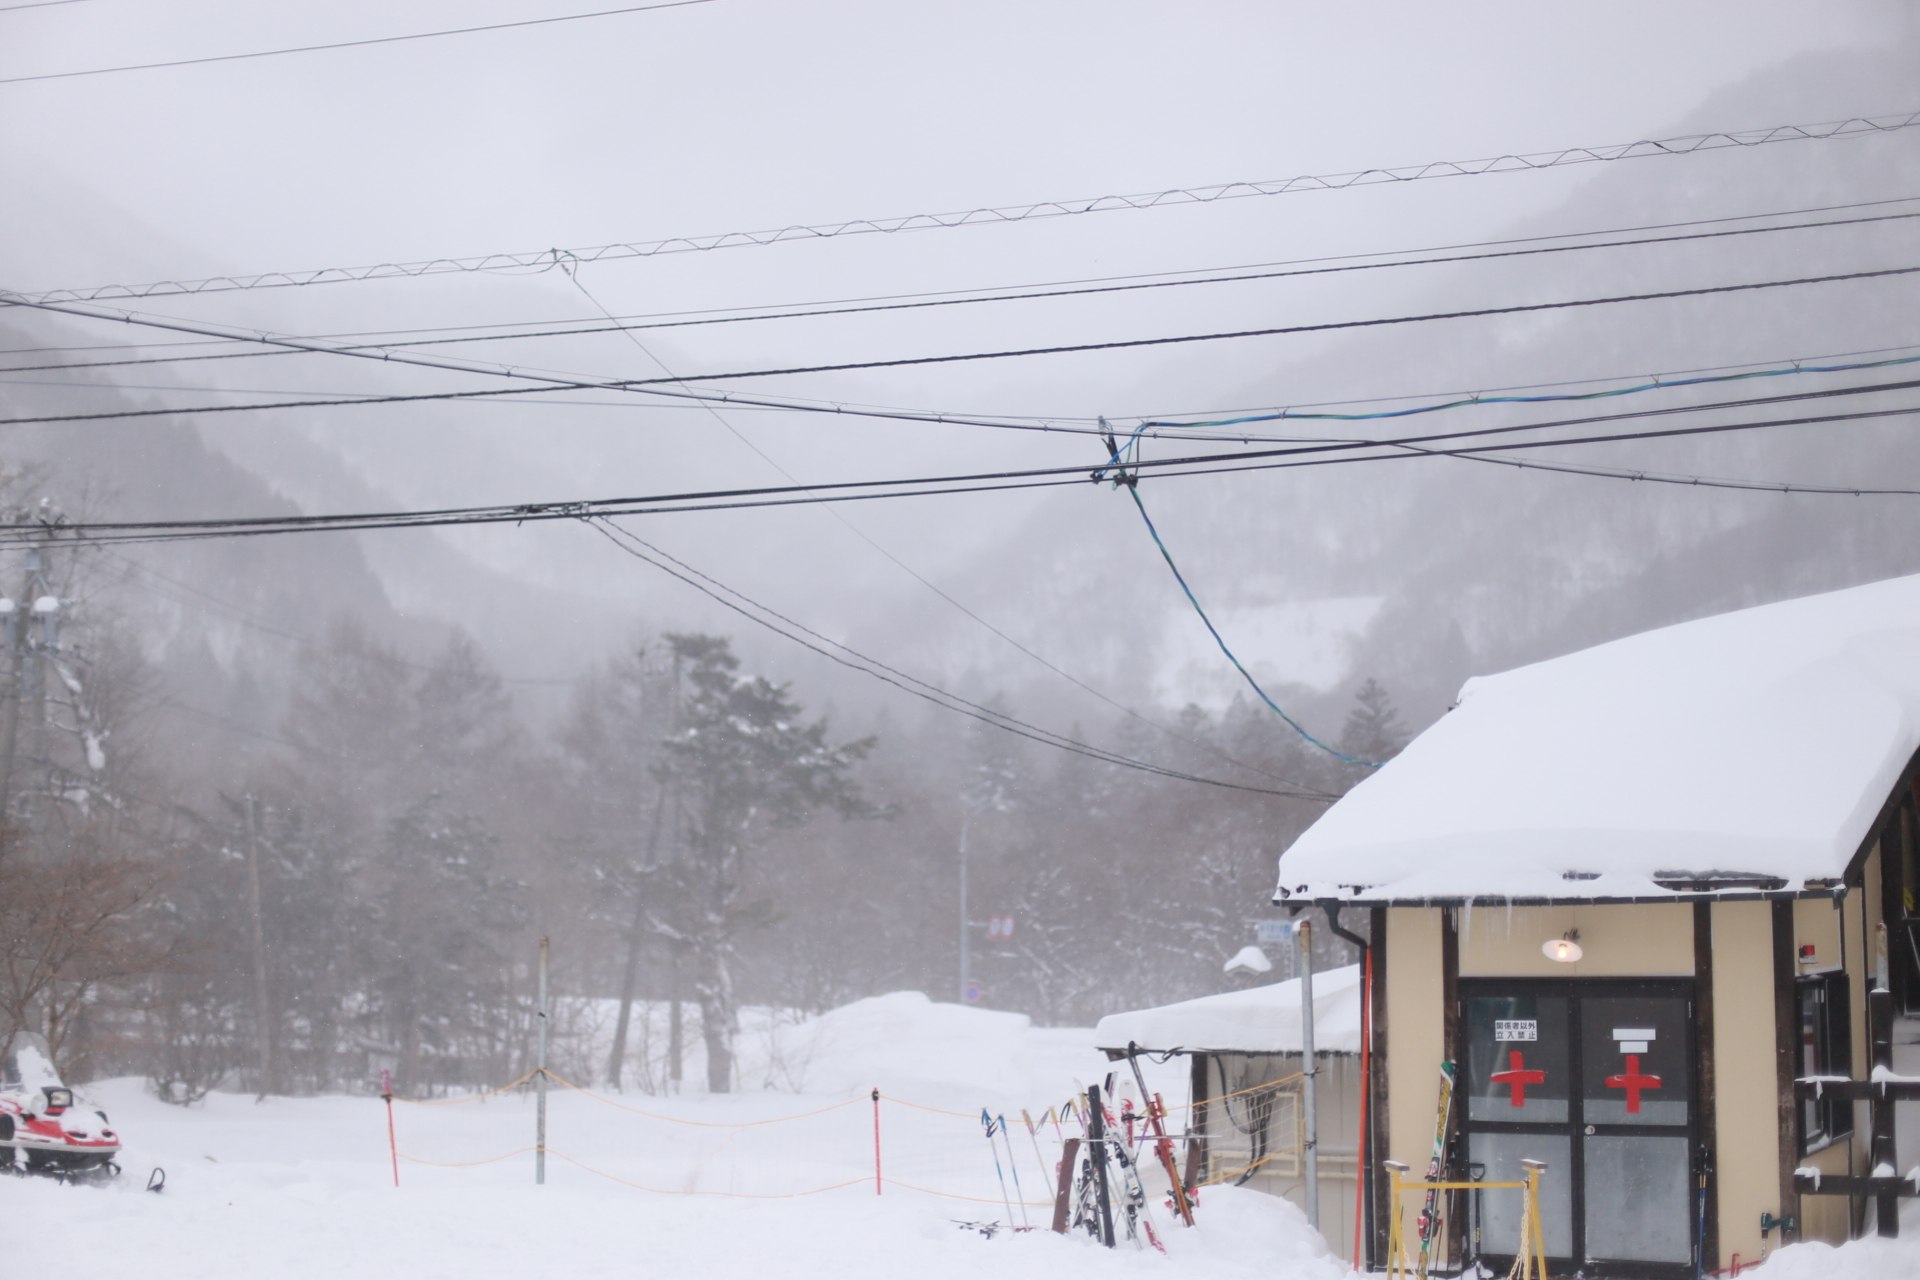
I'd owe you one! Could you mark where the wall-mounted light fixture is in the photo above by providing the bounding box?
[1542,930,1583,963]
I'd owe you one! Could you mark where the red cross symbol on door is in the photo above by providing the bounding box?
[1489,1050,1546,1107]
[1604,1054,1662,1114]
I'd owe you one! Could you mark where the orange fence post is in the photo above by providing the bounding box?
[382,1068,399,1188]
[872,1088,882,1195]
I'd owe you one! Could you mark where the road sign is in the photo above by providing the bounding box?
[1255,919,1296,944]
[963,983,983,1004]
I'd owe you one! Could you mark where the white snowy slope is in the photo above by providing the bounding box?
[1093,967,1362,1056]
[12,993,1349,1280]
[1277,573,1920,903]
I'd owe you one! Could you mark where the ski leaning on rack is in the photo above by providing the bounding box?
[1415,1061,1456,1278]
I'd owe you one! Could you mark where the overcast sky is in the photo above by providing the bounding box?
[2,0,1915,716]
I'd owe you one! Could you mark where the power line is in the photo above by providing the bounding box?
[561,266,1310,791]
[15,205,1920,379]
[7,263,1917,434]
[0,0,715,86]
[586,519,1334,800]
[0,0,98,11]
[1120,479,1376,768]
[21,189,1916,362]
[15,109,1919,304]
[12,391,1920,549]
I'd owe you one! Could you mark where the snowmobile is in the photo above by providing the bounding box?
[0,1032,120,1182]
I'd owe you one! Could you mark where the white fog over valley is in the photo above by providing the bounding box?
[3,4,1920,1277]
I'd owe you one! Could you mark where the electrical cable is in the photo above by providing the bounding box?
[562,265,1309,789]
[7,262,1918,434]
[587,519,1334,800]
[12,394,1920,551]
[0,0,715,86]
[1119,479,1376,768]
[14,203,1920,378]
[0,0,97,11]
[15,109,1919,304]
[22,188,1920,361]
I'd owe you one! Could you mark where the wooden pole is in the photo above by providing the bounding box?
[244,795,273,1101]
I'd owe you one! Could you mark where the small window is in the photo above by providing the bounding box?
[1797,971,1853,1154]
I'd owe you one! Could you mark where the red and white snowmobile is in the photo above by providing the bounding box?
[1,1033,121,1182]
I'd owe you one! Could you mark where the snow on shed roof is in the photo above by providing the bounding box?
[1277,574,1920,906]
[1093,965,1362,1056]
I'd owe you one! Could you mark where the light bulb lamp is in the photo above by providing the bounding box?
[1542,930,1583,963]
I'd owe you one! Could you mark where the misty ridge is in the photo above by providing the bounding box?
[2,22,1919,1100]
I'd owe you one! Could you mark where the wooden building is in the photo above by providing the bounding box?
[1270,575,1920,1276]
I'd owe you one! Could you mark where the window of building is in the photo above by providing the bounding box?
[1797,971,1853,1154]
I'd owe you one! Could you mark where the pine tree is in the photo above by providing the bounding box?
[1340,677,1408,765]
[652,634,874,1091]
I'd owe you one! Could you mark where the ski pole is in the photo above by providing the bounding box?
[982,1110,1016,1230]
[1021,1110,1053,1202]
[999,1114,1031,1228]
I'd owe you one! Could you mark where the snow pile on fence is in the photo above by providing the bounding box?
[1092,966,1362,1056]
[14,992,1353,1280]
[1278,573,1920,903]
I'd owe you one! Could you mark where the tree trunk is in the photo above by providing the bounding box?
[695,940,735,1093]
[606,893,646,1089]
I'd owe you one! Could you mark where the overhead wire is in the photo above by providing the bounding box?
[562,265,1308,791]
[586,519,1335,800]
[13,390,1920,551]
[0,0,715,86]
[11,202,1920,378]
[6,262,1919,435]
[15,108,1919,304]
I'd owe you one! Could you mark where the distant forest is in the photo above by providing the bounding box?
[0,492,1392,1099]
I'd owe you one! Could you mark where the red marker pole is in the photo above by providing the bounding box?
[382,1068,399,1188]
[872,1088,882,1195]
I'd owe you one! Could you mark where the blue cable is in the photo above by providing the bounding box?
[1139,350,1920,432]
[1122,482,1381,769]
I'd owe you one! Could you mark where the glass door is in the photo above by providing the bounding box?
[1461,980,1696,1278]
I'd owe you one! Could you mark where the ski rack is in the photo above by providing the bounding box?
[1792,986,1920,1235]
[1382,1159,1549,1280]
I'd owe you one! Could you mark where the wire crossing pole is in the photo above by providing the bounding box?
[1298,918,1319,1230]
[536,936,549,1186]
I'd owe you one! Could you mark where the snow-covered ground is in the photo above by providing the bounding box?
[10,993,1342,1280]
[14,990,1920,1279]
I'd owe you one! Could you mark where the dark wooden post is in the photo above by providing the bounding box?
[1694,901,1719,1272]
[1773,900,1801,1243]
[1370,906,1392,1271]
[1870,987,1898,1237]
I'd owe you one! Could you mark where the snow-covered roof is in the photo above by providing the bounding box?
[1278,574,1920,906]
[1093,965,1362,1056]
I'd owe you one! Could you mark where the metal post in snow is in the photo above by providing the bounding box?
[536,935,549,1186]
[872,1088,882,1194]
[1298,918,1319,1229]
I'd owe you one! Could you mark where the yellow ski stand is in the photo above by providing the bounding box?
[1382,1158,1549,1280]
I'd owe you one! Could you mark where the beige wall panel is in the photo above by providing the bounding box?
[1458,903,1694,977]
[1792,897,1844,976]
[1799,1141,1853,1244]
[1386,909,1446,1179]
[1712,900,1783,1265]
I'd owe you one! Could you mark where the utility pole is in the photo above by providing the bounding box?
[1297,918,1319,1229]
[0,525,56,826]
[958,805,974,1003]
[536,935,549,1185]
[244,794,273,1100]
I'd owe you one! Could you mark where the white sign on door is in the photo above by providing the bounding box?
[1494,1019,1538,1042]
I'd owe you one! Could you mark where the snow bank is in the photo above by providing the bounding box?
[1093,967,1362,1055]
[15,994,1344,1279]
[1278,573,1920,903]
